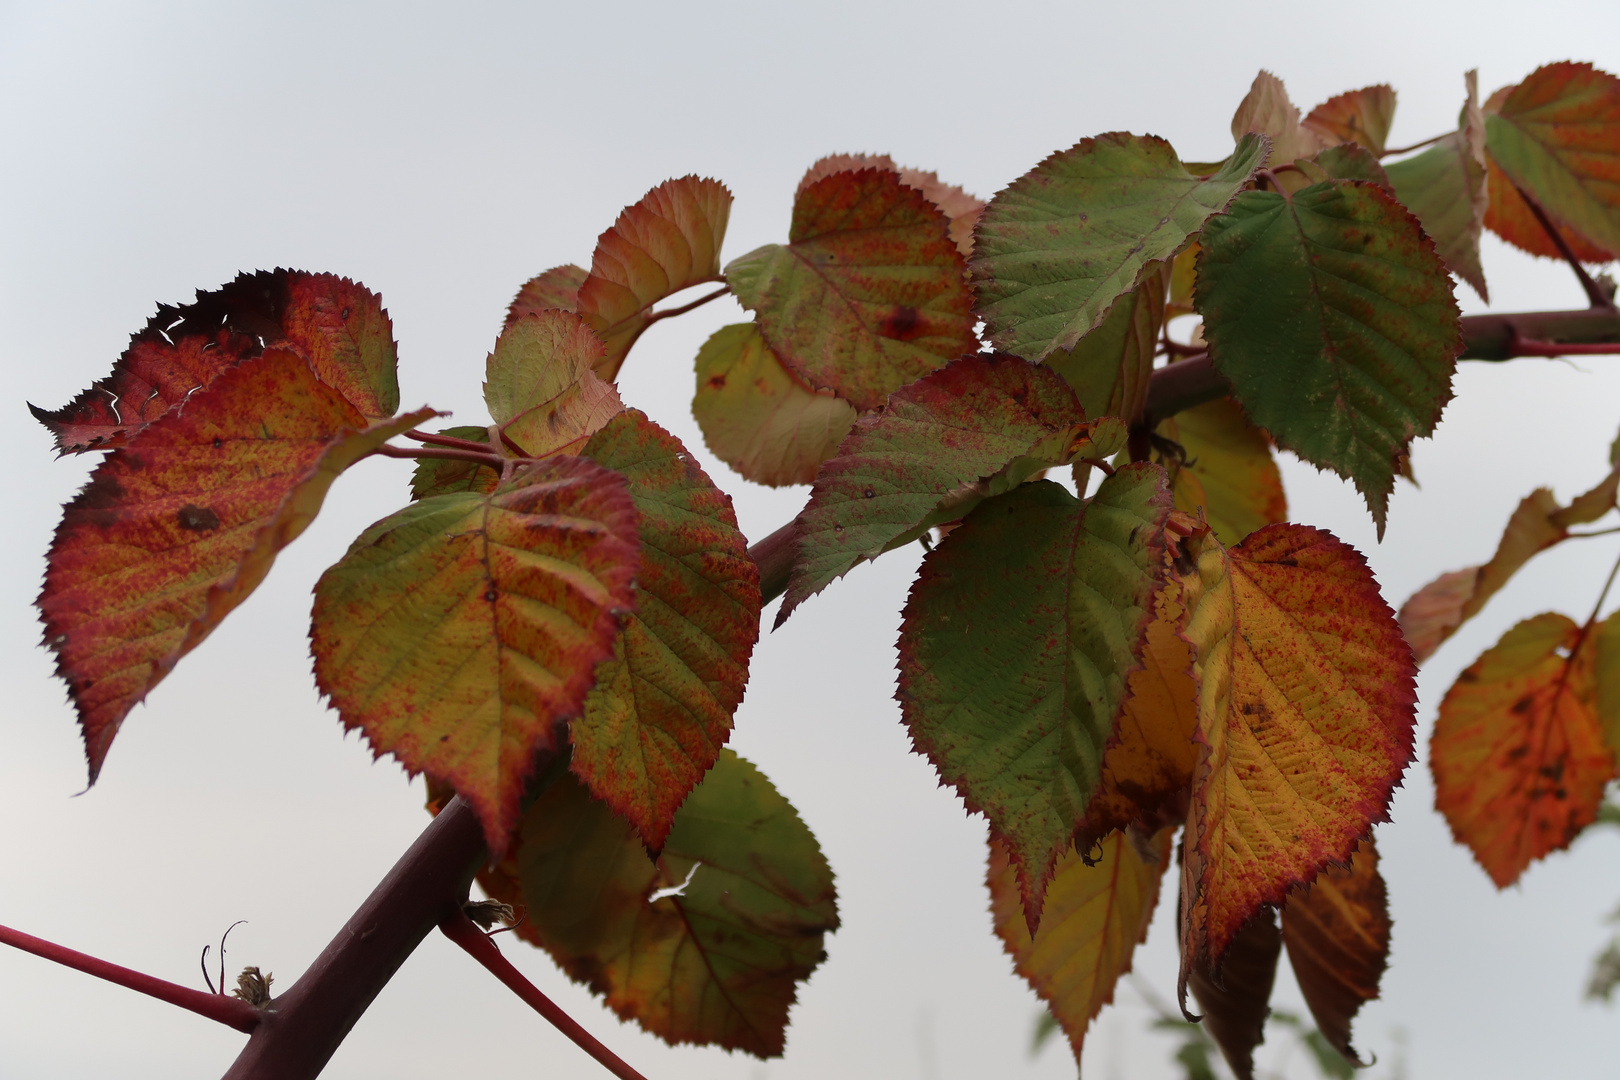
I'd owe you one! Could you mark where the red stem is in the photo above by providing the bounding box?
[439,913,651,1080]
[644,284,730,326]
[406,428,495,452]
[373,444,506,469]
[0,921,261,1033]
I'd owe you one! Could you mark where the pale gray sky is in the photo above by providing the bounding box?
[4,3,1620,1078]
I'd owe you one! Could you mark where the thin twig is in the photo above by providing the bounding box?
[1513,184,1616,310]
[439,912,650,1080]
[644,285,730,327]
[1570,526,1620,540]
[0,921,261,1033]
[1381,132,1449,157]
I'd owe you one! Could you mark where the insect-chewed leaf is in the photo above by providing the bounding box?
[1280,836,1388,1065]
[987,827,1172,1067]
[726,169,976,411]
[1431,613,1615,888]
[577,177,733,380]
[483,310,624,458]
[690,322,856,487]
[799,154,985,258]
[38,348,433,780]
[1302,84,1398,156]
[1386,71,1490,300]
[1184,907,1283,1080]
[1231,72,1326,173]
[32,270,400,453]
[1483,63,1620,260]
[1042,267,1164,424]
[1177,524,1415,995]
[506,264,587,327]
[1195,180,1462,536]
[475,752,837,1057]
[778,355,1124,626]
[972,133,1267,361]
[409,426,500,500]
[310,454,642,855]
[1155,396,1287,547]
[569,411,761,850]
[897,467,1173,925]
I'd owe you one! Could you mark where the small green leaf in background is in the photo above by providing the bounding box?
[1387,70,1490,301]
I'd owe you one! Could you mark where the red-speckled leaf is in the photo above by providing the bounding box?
[1484,63,1620,260]
[1303,84,1398,155]
[799,154,984,258]
[726,169,976,410]
[1431,613,1615,887]
[1185,907,1283,1080]
[38,348,434,780]
[1177,525,1416,1001]
[310,455,641,855]
[897,467,1173,925]
[1281,836,1388,1065]
[484,311,623,458]
[987,827,1172,1067]
[506,264,587,327]
[475,752,837,1057]
[409,425,501,501]
[32,270,400,453]
[577,178,732,380]
[570,411,761,850]
[780,355,1127,625]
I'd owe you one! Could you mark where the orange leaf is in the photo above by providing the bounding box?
[1184,907,1281,1080]
[1431,613,1615,887]
[987,827,1171,1067]
[1280,836,1388,1065]
[1302,84,1398,156]
[38,348,433,779]
[577,177,732,380]
[1484,153,1616,262]
[1178,525,1415,995]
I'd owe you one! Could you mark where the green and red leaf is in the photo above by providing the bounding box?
[310,455,642,854]
[507,264,587,327]
[1042,267,1164,423]
[39,348,432,779]
[798,154,985,258]
[897,467,1173,924]
[484,310,624,458]
[973,132,1267,361]
[570,411,761,850]
[476,752,838,1057]
[1303,84,1398,156]
[726,169,976,410]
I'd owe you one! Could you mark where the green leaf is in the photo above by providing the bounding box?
[726,169,976,411]
[1386,70,1489,301]
[971,132,1268,361]
[1195,180,1462,535]
[477,752,838,1057]
[39,348,434,780]
[409,425,499,500]
[570,411,762,850]
[484,310,624,457]
[779,355,1127,625]
[690,322,856,487]
[1485,62,1620,259]
[1306,144,1391,188]
[310,455,642,854]
[896,467,1173,923]
[1042,266,1165,422]
[506,264,586,327]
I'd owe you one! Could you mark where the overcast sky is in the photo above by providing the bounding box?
[4,3,1620,1078]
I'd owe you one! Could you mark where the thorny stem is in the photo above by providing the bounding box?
[0,921,262,1033]
[439,913,651,1080]
[1513,184,1617,311]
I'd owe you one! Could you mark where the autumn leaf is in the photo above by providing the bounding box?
[577,177,732,380]
[726,168,976,410]
[32,270,400,453]
[38,348,433,779]
[1431,613,1615,888]
[310,454,642,854]
[972,132,1267,361]
[1042,267,1164,424]
[1178,525,1416,991]
[569,411,761,850]
[779,355,1126,625]
[1386,71,1490,300]
[1299,144,1391,188]
[506,264,586,326]
[1485,154,1616,263]
[1195,179,1462,535]
[690,322,856,487]
[897,467,1173,924]
[1184,908,1282,1080]
[1231,71,1326,173]
[1484,63,1620,261]
[1303,84,1398,156]
[1281,836,1388,1065]
[476,752,837,1057]
[987,828,1172,1066]
[799,154,984,257]
[409,426,500,500]
[1155,396,1287,547]
[484,310,623,458]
